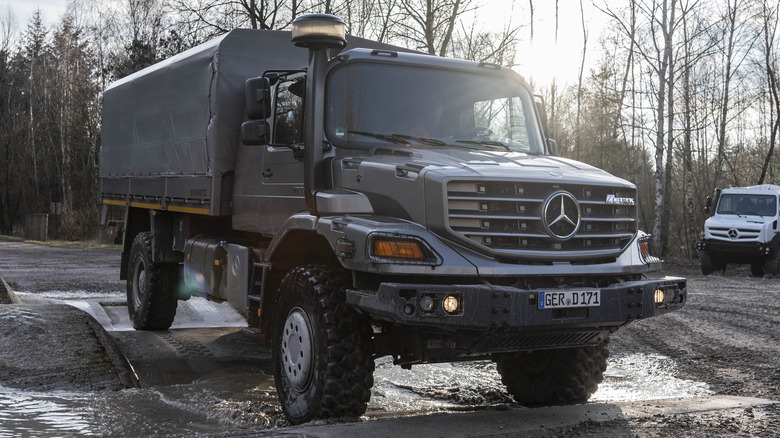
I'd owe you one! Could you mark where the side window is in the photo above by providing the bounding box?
[274,76,305,145]
[472,97,530,151]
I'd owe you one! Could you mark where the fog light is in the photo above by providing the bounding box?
[654,288,666,304]
[443,295,459,314]
[419,295,434,312]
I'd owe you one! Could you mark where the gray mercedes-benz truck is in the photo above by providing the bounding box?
[99,14,686,424]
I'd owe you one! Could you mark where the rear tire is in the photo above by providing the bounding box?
[127,232,179,330]
[272,265,374,425]
[495,343,608,406]
[700,251,724,275]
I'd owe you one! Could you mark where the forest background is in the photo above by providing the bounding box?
[0,0,779,259]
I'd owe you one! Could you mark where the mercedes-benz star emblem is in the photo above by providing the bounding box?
[543,191,581,240]
[728,228,739,239]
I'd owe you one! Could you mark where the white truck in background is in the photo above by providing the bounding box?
[698,184,780,275]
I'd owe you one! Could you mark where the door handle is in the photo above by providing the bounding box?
[262,169,273,178]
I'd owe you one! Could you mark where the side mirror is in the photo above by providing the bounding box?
[547,138,558,156]
[241,120,269,145]
[245,76,271,120]
[704,195,712,215]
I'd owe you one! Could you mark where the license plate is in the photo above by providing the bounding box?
[538,289,600,309]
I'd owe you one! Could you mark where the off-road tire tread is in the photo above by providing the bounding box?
[274,265,374,423]
[128,232,178,330]
[495,342,608,406]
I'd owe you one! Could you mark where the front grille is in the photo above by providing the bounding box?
[446,180,637,260]
[708,226,761,241]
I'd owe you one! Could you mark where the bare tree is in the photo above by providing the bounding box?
[575,0,588,161]
[758,0,780,185]
[393,0,474,56]
[713,0,759,189]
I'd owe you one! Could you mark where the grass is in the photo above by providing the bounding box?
[0,235,120,250]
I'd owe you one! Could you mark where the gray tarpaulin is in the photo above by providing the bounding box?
[100,30,306,178]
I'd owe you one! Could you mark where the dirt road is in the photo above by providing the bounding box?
[0,240,778,436]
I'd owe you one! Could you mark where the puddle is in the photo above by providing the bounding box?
[0,385,97,437]
[0,367,282,437]
[370,352,713,414]
[593,353,713,402]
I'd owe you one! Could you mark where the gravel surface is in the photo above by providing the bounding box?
[0,241,778,436]
[600,260,780,436]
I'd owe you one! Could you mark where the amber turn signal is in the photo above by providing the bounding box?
[373,239,425,260]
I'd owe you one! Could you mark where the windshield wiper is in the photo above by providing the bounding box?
[390,134,447,146]
[455,139,511,151]
[348,130,408,144]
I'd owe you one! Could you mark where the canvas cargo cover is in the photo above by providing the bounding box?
[100,29,411,216]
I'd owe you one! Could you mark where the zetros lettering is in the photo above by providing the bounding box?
[606,194,636,205]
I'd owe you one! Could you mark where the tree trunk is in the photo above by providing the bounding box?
[575,0,587,161]
[714,0,738,189]
[660,2,676,255]
[758,0,780,185]
[652,0,674,251]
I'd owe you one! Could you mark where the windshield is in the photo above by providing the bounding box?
[717,194,778,216]
[325,63,543,153]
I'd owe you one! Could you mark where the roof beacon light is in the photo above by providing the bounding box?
[292,14,346,49]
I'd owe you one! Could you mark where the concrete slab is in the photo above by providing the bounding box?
[259,396,777,437]
[0,304,137,391]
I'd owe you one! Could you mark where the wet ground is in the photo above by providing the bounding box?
[1,240,778,436]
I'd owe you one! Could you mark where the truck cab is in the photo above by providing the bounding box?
[698,184,780,275]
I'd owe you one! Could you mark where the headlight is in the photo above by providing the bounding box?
[368,233,440,265]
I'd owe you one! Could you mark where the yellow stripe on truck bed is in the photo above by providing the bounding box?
[103,199,210,215]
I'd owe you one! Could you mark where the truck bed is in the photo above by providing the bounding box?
[99,30,407,216]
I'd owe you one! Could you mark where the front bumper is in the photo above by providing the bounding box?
[347,277,686,333]
[697,239,774,257]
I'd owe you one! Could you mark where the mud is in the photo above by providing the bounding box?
[0,241,778,436]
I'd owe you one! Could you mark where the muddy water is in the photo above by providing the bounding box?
[0,351,712,437]
[2,290,712,436]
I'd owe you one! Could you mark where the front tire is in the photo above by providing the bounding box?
[764,251,780,276]
[495,343,608,406]
[272,265,374,425]
[127,232,179,330]
[700,251,724,275]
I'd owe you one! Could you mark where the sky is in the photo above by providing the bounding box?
[4,0,67,28]
[3,0,607,87]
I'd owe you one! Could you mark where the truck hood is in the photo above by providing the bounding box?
[706,215,775,228]
[415,148,629,184]
[331,146,636,226]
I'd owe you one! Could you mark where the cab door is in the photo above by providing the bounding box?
[257,75,306,234]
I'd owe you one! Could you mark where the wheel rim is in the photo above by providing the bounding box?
[281,307,314,392]
[131,257,146,308]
